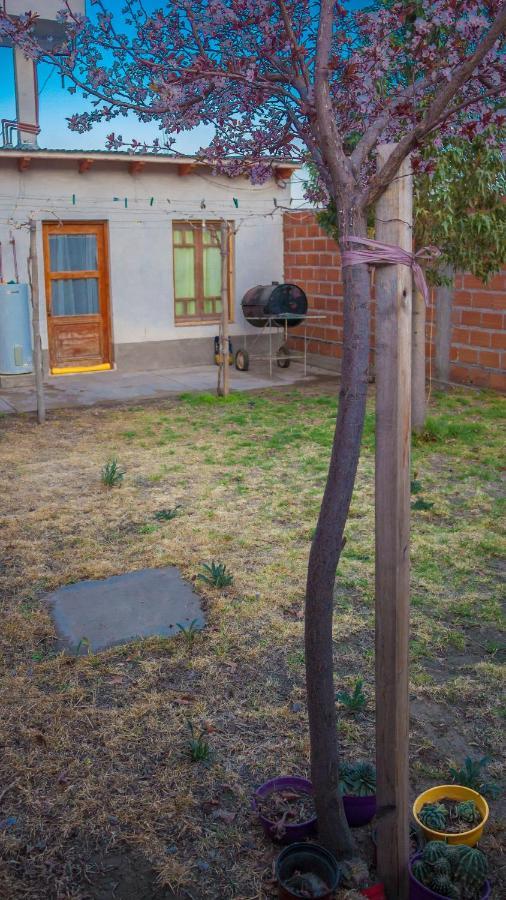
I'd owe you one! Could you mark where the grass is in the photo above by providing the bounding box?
[0,383,504,898]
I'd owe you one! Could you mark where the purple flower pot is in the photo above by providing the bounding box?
[253,776,317,844]
[343,792,377,827]
[409,853,491,899]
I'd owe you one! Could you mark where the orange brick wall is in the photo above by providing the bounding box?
[283,211,506,392]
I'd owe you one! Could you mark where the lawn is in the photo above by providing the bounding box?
[0,382,504,899]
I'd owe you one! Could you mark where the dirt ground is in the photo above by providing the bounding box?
[0,382,504,899]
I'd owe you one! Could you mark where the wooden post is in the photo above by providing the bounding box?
[375,145,411,900]
[411,285,426,433]
[28,219,46,424]
[435,264,454,386]
[219,219,230,397]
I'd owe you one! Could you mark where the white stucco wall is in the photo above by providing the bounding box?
[0,155,291,356]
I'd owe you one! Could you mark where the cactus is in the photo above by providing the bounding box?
[432,874,458,898]
[419,801,448,831]
[455,800,481,826]
[339,761,376,796]
[412,840,488,899]
[424,841,450,864]
[454,846,488,897]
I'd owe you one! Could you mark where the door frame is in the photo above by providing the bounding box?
[42,220,112,373]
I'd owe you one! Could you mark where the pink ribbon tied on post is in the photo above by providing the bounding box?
[341,236,441,305]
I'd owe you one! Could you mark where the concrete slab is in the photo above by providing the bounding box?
[46,567,204,653]
[0,362,333,414]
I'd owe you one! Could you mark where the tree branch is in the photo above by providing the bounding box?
[361,3,506,209]
[314,0,353,194]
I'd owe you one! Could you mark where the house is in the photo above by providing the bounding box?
[0,148,295,377]
[0,0,296,380]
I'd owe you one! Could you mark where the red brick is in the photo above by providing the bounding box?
[490,331,506,350]
[468,329,491,348]
[452,328,470,345]
[470,291,504,310]
[461,309,482,327]
[457,347,479,364]
[489,372,506,392]
[480,312,502,329]
[479,350,500,368]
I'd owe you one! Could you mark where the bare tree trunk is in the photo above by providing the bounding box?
[411,285,426,433]
[305,206,370,859]
[28,219,46,425]
[435,265,454,386]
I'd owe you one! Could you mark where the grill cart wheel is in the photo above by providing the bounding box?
[277,344,291,368]
[235,349,250,371]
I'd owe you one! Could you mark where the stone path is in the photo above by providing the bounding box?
[46,566,204,653]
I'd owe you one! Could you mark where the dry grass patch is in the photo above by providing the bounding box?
[0,384,504,898]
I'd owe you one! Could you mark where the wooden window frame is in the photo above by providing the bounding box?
[172,220,234,325]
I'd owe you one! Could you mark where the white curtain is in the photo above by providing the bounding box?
[49,235,98,316]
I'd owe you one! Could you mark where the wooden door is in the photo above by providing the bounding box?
[43,222,111,373]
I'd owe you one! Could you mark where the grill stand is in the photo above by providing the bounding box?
[239,313,327,377]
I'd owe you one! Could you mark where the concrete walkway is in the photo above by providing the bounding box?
[0,363,333,414]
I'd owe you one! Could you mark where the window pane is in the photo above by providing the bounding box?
[187,300,196,315]
[174,247,195,299]
[175,301,185,317]
[204,246,221,298]
[203,226,220,246]
[49,234,97,272]
[51,278,99,316]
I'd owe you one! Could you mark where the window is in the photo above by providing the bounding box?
[173,221,233,323]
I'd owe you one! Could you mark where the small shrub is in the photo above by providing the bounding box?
[187,722,211,763]
[449,756,501,799]
[177,619,201,649]
[101,457,125,487]
[336,677,367,712]
[154,505,182,521]
[197,561,234,588]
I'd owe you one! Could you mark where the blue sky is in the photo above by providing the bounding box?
[0,46,214,153]
[1,1,365,155]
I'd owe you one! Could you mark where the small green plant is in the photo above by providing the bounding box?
[197,561,234,588]
[75,637,91,656]
[177,619,201,648]
[412,841,488,900]
[419,802,448,832]
[411,497,435,511]
[449,756,501,799]
[339,761,376,796]
[101,457,125,487]
[336,677,367,712]
[154,505,182,521]
[138,523,159,534]
[187,722,211,763]
[455,800,481,826]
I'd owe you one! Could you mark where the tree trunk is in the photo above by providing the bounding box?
[305,206,370,859]
[435,265,454,386]
[411,285,426,433]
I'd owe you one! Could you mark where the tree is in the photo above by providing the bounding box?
[2,0,505,863]
[312,132,506,429]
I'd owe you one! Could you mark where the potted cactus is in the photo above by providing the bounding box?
[409,841,491,899]
[339,761,377,827]
[413,785,489,846]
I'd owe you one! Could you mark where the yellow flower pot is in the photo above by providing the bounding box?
[413,785,489,846]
